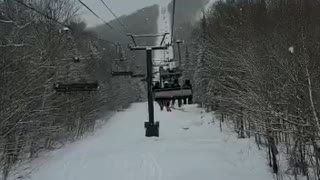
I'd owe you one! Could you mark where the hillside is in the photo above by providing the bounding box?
[168,0,209,41]
[92,4,159,69]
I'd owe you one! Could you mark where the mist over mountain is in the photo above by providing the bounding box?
[168,0,209,41]
[92,4,159,68]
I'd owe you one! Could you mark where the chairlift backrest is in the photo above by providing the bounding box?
[153,87,192,99]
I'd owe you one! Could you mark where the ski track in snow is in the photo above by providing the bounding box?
[17,103,274,180]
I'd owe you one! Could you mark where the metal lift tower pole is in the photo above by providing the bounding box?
[146,48,154,125]
[128,33,169,137]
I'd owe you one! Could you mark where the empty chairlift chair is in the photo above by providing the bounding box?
[53,55,99,93]
[53,27,99,93]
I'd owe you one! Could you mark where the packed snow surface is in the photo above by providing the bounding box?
[25,103,273,180]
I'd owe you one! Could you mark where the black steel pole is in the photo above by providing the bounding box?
[177,42,182,68]
[146,48,154,124]
[171,0,176,44]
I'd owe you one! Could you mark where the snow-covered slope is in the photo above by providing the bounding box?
[153,0,175,82]
[20,103,273,180]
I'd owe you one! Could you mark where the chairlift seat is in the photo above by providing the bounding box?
[111,71,133,77]
[131,74,145,78]
[54,82,98,92]
[154,87,192,99]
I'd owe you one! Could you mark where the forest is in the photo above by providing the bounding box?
[0,0,147,179]
[2,0,320,179]
[184,0,320,179]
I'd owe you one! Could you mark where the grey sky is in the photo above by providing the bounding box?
[80,0,161,27]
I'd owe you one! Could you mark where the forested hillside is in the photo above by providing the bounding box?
[92,5,159,68]
[0,1,153,179]
[92,4,160,113]
[185,0,320,179]
[5,0,320,179]
[168,0,209,41]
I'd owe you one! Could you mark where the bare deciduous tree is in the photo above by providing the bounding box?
[184,0,320,179]
[0,1,144,179]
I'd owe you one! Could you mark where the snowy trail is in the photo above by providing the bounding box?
[153,0,175,82]
[26,103,273,180]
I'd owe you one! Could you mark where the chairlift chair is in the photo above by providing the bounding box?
[153,67,193,103]
[153,87,192,100]
[54,82,98,93]
[111,43,134,77]
[54,27,100,93]
[111,57,133,77]
[111,71,133,77]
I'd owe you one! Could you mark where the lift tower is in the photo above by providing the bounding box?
[128,33,169,137]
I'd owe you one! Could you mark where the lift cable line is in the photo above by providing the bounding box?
[77,0,113,30]
[98,0,129,32]
[78,0,128,39]
[13,0,119,46]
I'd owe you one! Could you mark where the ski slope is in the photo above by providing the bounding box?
[23,103,273,180]
[16,2,273,179]
[153,0,175,82]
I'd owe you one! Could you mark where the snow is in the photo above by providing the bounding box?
[18,103,273,180]
[205,0,217,12]
[195,0,218,21]
[288,46,294,54]
[153,1,176,82]
[0,19,14,23]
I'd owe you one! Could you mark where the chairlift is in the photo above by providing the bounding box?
[54,30,99,93]
[154,87,192,100]
[54,56,99,93]
[159,66,182,79]
[54,82,98,93]
[111,46,133,77]
[152,65,193,103]
[111,66,146,78]
[112,71,133,77]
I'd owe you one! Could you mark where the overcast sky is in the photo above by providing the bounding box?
[80,0,166,27]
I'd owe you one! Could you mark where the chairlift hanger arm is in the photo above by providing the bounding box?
[160,33,169,45]
[127,33,169,50]
[128,34,138,46]
[128,33,169,38]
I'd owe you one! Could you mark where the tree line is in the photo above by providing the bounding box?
[0,1,142,179]
[184,0,320,179]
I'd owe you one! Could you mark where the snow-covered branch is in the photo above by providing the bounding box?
[0,44,30,48]
[0,19,14,23]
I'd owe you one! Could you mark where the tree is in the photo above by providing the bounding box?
[186,0,320,178]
